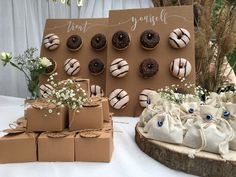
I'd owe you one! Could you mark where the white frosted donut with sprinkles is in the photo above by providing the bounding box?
[169,28,190,49]
[139,89,156,108]
[90,84,104,97]
[109,89,129,109]
[170,58,192,78]
[110,58,129,78]
[40,84,53,98]
[43,33,60,50]
[64,58,80,76]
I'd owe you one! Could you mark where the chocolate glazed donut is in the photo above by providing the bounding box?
[140,30,160,50]
[66,35,83,51]
[91,33,107,51]
[139,58,159,78]
[88,58,105,75]
[112,30,130,50]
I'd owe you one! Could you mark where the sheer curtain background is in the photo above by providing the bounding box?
[0,0,153,98]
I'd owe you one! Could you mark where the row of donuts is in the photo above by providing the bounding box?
[39,83,153,109]
[43,57,105,76]
[109,88,156,109]
[43,33,107,51]
[110,57,192,79]
[44,57,192,79]
[43,28,191,51]
[112,28,190,50]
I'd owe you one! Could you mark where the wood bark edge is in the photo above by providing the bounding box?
[135,122,236,177]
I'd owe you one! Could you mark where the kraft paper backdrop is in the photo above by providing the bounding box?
[106,6,195,116]
[40,18,108,94]
[40,6,195,117]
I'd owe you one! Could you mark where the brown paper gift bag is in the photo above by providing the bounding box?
[0,128,37,163]
[75,121,113,162]
[25,99,67,132]
[91,97,110,122]
[38,131,75,162]
[71,78,90,98]
[69,102,103,131]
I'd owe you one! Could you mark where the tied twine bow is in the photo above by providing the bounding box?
[2,117,27,135]
[45,126,113,139]
[30,99,57,110]
[78,126,112,138]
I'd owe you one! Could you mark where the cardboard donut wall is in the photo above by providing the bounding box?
[106,6,195,116]
[40,18,108,96]
[40,6,195,117]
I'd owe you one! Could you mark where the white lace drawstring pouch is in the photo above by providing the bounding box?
[177,95,201,134]
[183,105,234,158]
[143,102,183,144]
[140,104,164,126]
[222,102,236,150]
[205,92,224,108]
[149,92,164,105]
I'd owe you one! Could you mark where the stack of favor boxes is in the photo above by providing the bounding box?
[0,79,113,163]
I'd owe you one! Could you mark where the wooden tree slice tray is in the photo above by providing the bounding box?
[135,122,236,177]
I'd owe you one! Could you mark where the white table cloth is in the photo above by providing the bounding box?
[0,95,196,177]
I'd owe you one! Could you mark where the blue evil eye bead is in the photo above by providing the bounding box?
[188,108,194,114]
[157,121,163,127]
[206,114,213,120]
[223,111,230,118]
[147,98,151,105]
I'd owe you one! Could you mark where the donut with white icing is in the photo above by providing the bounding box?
[169,28,190,49]
[90,85,104,97]
[170,58,192,78]
[139,89,156,108]
[110,58,129,78]
[109,89,129,109]
[40,84,53,98]
[64,58,80,76]
[43,33,60,50]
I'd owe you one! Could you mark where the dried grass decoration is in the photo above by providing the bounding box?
[152,0,236,92]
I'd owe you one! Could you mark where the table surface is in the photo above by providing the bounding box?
[0,95,196,177]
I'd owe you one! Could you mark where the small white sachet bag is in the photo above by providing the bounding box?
[140,104,164,126]
[178,94,201,134]
[143,102,183,144]
[205,92,224,108]
[222,102,236,150]
[140,92,165,126]
[183,105,234,157]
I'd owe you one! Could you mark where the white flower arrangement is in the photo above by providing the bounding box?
[39,57,52,68]
[0,48,52,99]
[45,73,88,110]
[156,83,207,104]
[0,52,11,66]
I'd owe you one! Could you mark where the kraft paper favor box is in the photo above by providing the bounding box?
[38,131,75,162]
[91,97,110,122]
[25,100,67,132]
[75,121,113,162]
[69,103,103,131]
[72,78,90,98]
[0,132,37,163]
